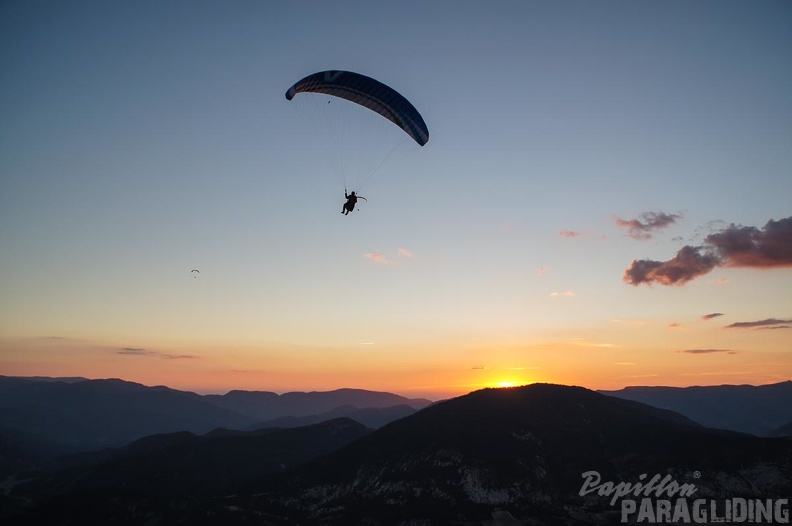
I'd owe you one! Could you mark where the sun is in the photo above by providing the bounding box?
[495,381,517,388]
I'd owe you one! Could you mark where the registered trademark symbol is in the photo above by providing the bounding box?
[693,471,701,478]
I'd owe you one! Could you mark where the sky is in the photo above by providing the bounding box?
[1,0,790,400]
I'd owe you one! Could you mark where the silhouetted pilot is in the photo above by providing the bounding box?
[342,191,361,215]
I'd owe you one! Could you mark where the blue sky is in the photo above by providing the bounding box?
[1,1,790,397]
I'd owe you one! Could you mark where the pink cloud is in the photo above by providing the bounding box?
[624,216,792,286]
[615,212,682,240]
[364,252,388,264]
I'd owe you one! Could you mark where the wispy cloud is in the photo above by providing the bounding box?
[550,291,575,298]
[678,349,738,355]
[119,347,147,354]
[566,338,614,348]
[364,248,414,265]
[364,251,388,264]
[559,230,580,238]
[725,318,792,330]
[615,211,682,240]
[471,365,489,370]
[702,313,724,320]
[624,216,792,286]
[116,348,197,359]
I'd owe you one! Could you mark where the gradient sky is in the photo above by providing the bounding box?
[1,0,790,399]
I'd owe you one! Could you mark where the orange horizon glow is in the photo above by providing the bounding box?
[2,335,789,401]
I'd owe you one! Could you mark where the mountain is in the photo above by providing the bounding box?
[770,421,792,437]
[599,380,792,436]
[204,387,432,421]
[7,384,790,525]
[246,383,791,524]
[248,403,421,430]
[0,377,256,451]
[14,418,372,500]
[0,377,432,459]
[0,424,74,479]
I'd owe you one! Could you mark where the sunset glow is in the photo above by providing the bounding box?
[1,1,790,400]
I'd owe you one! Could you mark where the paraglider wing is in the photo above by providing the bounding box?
[286,71,429,146]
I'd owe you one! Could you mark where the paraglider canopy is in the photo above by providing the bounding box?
[286,70,429,146]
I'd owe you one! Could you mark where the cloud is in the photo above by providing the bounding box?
[678,349,738,354]
[624,216,792,286]
[116,348,197,359]
[365,248,414,265]
[118,347,151,355]
[566,338,613,348]
[623,245,720,286]
[702,313,724,320]
[364,251,388,264]
[549,291,575,298]
[559,230,580,238]
[705,217,792,268]
[615,211,682,240]
[725,318,792,330]
[471,366,490,370]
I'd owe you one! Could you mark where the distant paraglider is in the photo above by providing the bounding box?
[191,269,200,278]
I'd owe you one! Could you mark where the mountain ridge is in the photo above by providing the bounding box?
[7,383,789,525]
[599,380,792,436]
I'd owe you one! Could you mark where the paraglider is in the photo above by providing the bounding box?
[342,190,366,215]
[286,70,428,214]
[285,70,429,146]
[191,269,199,278]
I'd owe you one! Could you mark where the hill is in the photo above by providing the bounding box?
[7,383,790,524]
[203,387,432,421]
[0,376,432,459]
[600,380,792,435]
[251,383,790,523]
[14,418,372,500]
[0,376,254,451]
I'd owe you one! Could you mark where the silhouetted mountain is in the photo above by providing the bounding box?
[204,387,432,421]
[244,383,792,524]
[249,403,420,429]
[0,424,74,478]
[600,380,792,436]
[0,377,256,451]
[14,418,372,502]
[3,376,88,384]
[770,421,792,437]
[0,377,429,463]
[7,384,790,525]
